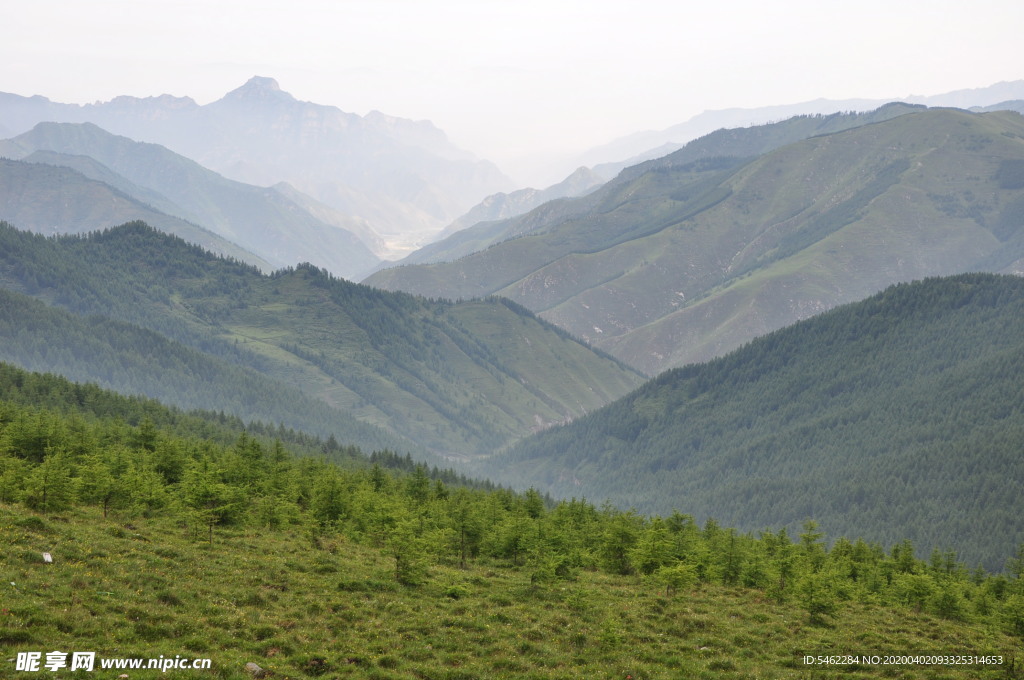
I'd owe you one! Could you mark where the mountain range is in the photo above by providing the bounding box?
[563,79,1024,181]
[0,77,515,254]
[382,104,927,274]
[0,121,381,279]
[0,156,272,270]
[384,166,608,271]
[367,106,1024,375]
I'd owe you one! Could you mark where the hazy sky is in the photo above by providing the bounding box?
[3,0,1022,174]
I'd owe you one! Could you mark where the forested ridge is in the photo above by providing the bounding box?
[1,361,1022,678]
[485,274,1024,571]
[0,288,415,456]
[0,220,641,454]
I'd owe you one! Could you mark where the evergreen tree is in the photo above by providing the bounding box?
[406,464,431,505]
[310,469,348,526]
[799,571,838,625]
[0,453,28,504]
[121,460,170,516]
[76,449,119,516]
[447,488,483,568]
[629,517,675,575]
[22,449,74,512]
[600,509,642,575]
[388,516,429,586]
[180,458,242,542]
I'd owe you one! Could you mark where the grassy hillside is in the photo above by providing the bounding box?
[482,274,1024,571]
[1,376,1021,679]
[371,104,925,277]
[0,221,641,456]
[5,505,1021,680]
[367,108,1024,375]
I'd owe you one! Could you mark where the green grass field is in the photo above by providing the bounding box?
[3,505,1019,680]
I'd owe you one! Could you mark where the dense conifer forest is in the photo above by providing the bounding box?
[484,274,1024,572]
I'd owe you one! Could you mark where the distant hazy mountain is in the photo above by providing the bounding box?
[569,80,1024,178]
[974,100,1024,115]
[384,166,607,269]
[0,221,642,456]
[272,181,389,258]
[0,77,515,252]
[0,122,381,279]
[21,149,196,221]
[481,273,1024,571]
[367,107,1024,375]
[0,157,270,270]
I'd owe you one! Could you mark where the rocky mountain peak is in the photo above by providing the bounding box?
[221,76,290,103]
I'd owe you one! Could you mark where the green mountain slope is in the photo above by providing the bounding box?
[481,274,1024,570]
[0,122,380,279]
[367,108,1024,375]
[0,290,413,455]
[0,221,642,456]
[366,104,924,282]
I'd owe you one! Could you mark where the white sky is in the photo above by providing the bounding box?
[3,0,1023,177]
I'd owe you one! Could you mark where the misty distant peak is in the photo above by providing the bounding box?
[105,92,198,109]
[0,77,514,246]
[221,76,291,102]
[245,76,281,91]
